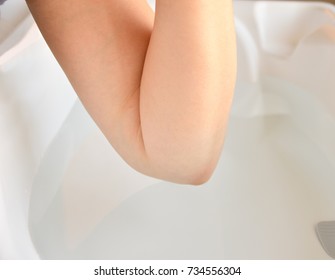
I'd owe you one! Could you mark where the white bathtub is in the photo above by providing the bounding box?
[0,1,335,259]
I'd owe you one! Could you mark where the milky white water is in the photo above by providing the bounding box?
[28,75,335,259]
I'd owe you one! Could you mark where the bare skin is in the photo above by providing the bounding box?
[26,0,237,185]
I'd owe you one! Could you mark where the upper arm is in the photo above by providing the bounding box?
[26,0,155,168]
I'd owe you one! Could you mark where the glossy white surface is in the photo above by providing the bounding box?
[0,1,335,259]
[0,0,30,56]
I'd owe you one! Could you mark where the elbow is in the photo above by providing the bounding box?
[141,125,226,185]
[185,172,212,186]
[149,152,219,186]
[182,160,217,186]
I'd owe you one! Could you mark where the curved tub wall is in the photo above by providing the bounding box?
[254,2,335,170]
[254,2,335,58]
[28,101,163,258]
[233,1,335,118]
[0,13,77,258]
[0,0,30,51]
[0,1,335,259]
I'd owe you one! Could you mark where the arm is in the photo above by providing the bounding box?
[26,0,237,185]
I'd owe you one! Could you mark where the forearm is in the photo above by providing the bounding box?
[141,0,237,183]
